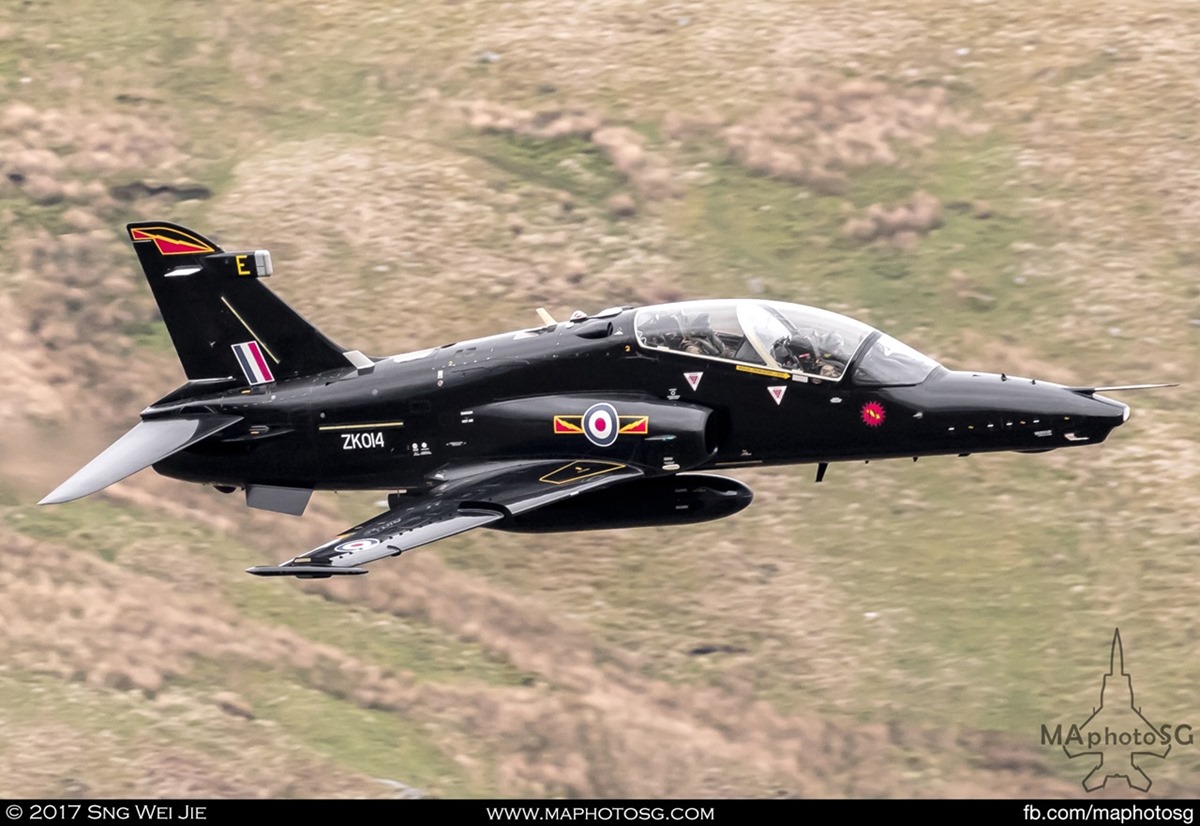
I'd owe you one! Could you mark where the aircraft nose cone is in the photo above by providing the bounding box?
[1102,395,1131,424]
[892,371,1133,448]
[1082,392,1129,426]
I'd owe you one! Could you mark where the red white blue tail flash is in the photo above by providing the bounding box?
[232,341,275,385]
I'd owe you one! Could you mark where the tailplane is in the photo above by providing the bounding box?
[39,414,242,504]
[128,221,355,383]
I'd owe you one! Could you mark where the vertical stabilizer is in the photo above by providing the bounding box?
[128,222,353,383]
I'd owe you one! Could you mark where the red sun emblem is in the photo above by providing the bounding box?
[861,401,886,428]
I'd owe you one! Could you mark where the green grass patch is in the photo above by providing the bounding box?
[124,320,175,353]
[227,581,533,689]
[6,495,530,689]
[186,661,484,797]
[669,129,1050,347]
[459,133,628,205]
[4,498,177,564]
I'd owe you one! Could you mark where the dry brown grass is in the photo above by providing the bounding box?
[719,74,983,194]
[207,134,691,356]
[465,100,603,141]
[291,552,1090,797]
[0,101,205,422]
[463,100,678,202]
[0,530,403,797]
[842,189,943,250]
[0,520,1087,798]
[0,102,187,212]
[6,0,1200,801]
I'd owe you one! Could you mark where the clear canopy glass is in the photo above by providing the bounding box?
[634,299,939,385]
[850,334,940,386]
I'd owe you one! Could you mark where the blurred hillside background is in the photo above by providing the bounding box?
[0,0,1197,798]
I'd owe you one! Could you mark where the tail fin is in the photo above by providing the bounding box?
[128,221,354,383]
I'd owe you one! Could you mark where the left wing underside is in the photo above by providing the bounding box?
[247,459,642,577]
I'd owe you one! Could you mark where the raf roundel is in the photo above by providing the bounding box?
[335,538,381,553]
[582,402,620,447]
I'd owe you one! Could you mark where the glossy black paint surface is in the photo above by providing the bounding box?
[149,308,1129,498]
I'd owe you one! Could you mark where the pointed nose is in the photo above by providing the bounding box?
[1075,391,1130,435]
[891,370,1131,448]
[1097,394,1131,425]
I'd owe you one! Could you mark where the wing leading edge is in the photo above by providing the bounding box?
[247,459,643,577]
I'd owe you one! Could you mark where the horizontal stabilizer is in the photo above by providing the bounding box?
[40,414,242,505]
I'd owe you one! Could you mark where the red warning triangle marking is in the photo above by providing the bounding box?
[768,386,787,405]
[684,372,703,391]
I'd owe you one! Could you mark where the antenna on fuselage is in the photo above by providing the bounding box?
[535,307,558,326]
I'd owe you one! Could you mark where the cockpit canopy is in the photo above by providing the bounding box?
[634,299,940,385]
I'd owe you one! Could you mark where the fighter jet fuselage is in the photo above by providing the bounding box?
[148,315,1130,491]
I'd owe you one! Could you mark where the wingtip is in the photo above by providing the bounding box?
[38,488,73,506]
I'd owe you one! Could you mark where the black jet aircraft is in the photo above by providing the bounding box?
[40,222,1167,577]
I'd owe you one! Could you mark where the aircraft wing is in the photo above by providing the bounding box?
[246,459,643,577]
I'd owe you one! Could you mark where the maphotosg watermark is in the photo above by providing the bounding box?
[1039,629,1194,792]
[1023,804,1194,823]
